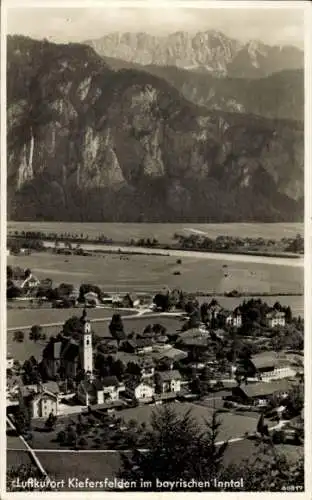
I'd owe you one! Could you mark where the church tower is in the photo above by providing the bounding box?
[79,309,93,380]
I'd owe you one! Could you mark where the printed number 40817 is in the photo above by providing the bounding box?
[281,485,304,492]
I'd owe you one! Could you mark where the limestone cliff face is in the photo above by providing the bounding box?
[7,36,303,222]
[86,31,303,78]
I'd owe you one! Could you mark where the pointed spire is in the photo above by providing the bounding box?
[80,308,87,324]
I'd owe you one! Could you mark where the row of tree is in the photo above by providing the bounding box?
[172,232,304,254]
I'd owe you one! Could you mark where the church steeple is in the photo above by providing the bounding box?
[80,308,87,324]
[79,309,93,379]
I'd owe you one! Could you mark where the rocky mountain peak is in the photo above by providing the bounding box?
[7,36,303,222]
[85,29,303,78]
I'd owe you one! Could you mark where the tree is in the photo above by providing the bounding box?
[44,412,57,431]
[143,324,153,335]
[63,316,83,338]
[13,330,24,342]
[66,424,78,447]
[79,283,102,303]
[119,407,228,491]
[58,283,74,298]
[284,306,292,323]
[185,300,199,315]
[57,429,66,445]
[111,359,125,380]
[256,413,269,437]
[285,383,304,418]
[109,314,126,347]
[23,357,41,385]
[36,278,53,298]
[153,293,170,312]
[200,303,209,323]
[127,361,141,376]
[29,325,42,342]
[14,402,31,435]
[7,283,23,299]
[190,377,210,398]
[7,465,50,491]
[7,265,13,279]
[229,440,304,491]
[152,323,167,335]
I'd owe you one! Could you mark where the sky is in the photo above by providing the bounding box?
[6,5,304,48]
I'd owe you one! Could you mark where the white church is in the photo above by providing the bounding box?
[76,309,125,407]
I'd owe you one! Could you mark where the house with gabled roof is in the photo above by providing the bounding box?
[265,310,286,328]
[137,357,155,379]
[123,338,154,354]
[250,351,296,382]
[218,307,242,328]
[77,376,125,406]
[156,370,182,394]
[125,379,155,403]
[19,382,60,418]
[230,379,291,407]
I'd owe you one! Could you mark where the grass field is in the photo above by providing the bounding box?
[117,403,261,442]
[7,307,133,329]
[7,450,33,469]
[27,402,261,453]
[8,222,304,244]
[34,441,303,491]
[8,250,303,295]
[35,451,120,489]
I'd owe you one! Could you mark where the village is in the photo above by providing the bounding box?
[6,265,304,458]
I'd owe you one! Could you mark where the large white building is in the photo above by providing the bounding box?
[125,381,155,403]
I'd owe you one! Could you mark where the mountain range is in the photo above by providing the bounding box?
[101,56,303,122]
[7,35,304,223]
[85,30,303,78]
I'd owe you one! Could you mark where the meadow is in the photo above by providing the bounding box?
[33,438,302,491]
[8,221,303,244]
[7,308,132,330]
[8,250,303,296]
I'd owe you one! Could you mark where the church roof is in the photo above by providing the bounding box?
[102,376,119,387]
[62,339,80,361]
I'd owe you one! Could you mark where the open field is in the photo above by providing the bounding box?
[7,431,28,451]
[27,402,262,452]
[7,315,182,362]
[8,250,303,295]
[117,403,261,442]
[7,450,34,469]
[7,307,133,330]
[35,451,120,489]
[33,441,303,491]
[8,222,304,244]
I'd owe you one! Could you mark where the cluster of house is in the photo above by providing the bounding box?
[7,309,301,422]
[204,301,286,329]
[8,269,40,296]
